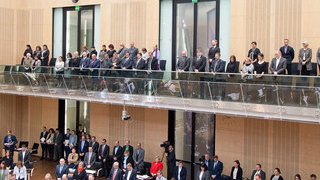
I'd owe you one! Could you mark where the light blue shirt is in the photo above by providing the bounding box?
[123,156,128,169]
[69,135,77,146]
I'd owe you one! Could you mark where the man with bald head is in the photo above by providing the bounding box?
[128,42,139,60]
[270,50,287,75]
[176,51,191,72]
[79,51,90,75]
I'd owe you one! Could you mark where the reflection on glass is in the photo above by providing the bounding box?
[65,100,77,133]
[197,1,216,58]
[176,3,194,58]
[80,9,93,48]
[79,101,90,134]
[175,110,192,161]
[66,11,78,56]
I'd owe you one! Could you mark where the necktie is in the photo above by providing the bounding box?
[214,60,218,72]
[285,47,287,54]
[91,61,94,67]
[101,146,104,157]
[112,169,117,180]
[88,153,91,165]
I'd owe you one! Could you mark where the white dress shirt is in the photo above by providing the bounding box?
[22,151,26,162]
[199,171,204,180]
[14,166,27,180]
[275,58,280,69]
[233,168,238,179]
[127,170,132,180]
[178,167,182,180]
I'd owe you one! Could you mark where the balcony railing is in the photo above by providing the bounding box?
[0,65,319,123]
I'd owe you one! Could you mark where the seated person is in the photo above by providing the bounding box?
[18,145,31,168]
[88,174,95,180]
[156,171,167,180]
[13,161,27,180]
[84,147,96,170]
[121,151,134,172]
[68,148,79,169]
[55,158,68,179]
[73,162,87,180]
[123,163,137,180]
[1,151,13,169]
[150,157,163,178]
[44,173,52,180]
[61,174,68,180]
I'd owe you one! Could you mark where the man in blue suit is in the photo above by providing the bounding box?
[123,163,137,180]
[79,52,90,75]
[89,54,100,91]
[210,53,226,73]
[3,130,18,158]
[210,155,223,180]
[55,158,68,179]
[121,52,134,70]
[78,135,89,161]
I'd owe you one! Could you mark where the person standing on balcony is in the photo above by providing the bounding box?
[192,49,207,73]
[55,57,65,87]
[89,46,97,59]
[118,43,128,59]
[21,44,33,65]
[177,51,191,72]
[152,45,160,70]
[23,53,33,72]
[208,40,220,72]
[71,51,81,75]
[147,52,158,70]
[298,41,312,75]
[99,45,107,61]
[33,46,42,59]
[280,39,295,75]
[248,42,261,64]
[254,53,267,78]
[128,42,139,60]
[41,44,50,73]
[270,51,287,75]
[142,48,148,61]
[79,52,90,75]
[107,44,117,58]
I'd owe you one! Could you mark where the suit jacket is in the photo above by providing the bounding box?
[211,59,226,73]
[18,150,30,165]
[248,48,261,61]
[128,47,139,59]
[54,133,63,145]
[121,57,134,69]
[166,150,176,168]
[230,166,243,180]
[192,55,207,72]
[122,145,134,157]
[55,164,68,179]
[68,153,79,165]
[121,156,134,169]
[73,168,87,180]
[118,47,128,59]
[89,60,100,76]
[78,140,89,154]
[40,131,48,143]
[3,135,18,150]
[174,166,187,180]
[146,57,158,70]
[123,169,137,180]
[270,175,284,180]
[177,57,191,71]
[270,57,287,74]
[208,46,220,60]
[298,48,312,71]
[133,148,145,165]
[113,146,123,161]
[197,170,210,180]
[90,141,99,154]
[110,58,123,69]
[98,144,110,160]
[109,168,122,180]
[71,57,81,68]
[84,152,96,167]
[79,57,90,69]
[203,159,212,170]
[280,46,295,64]
[89,50,98,59]
[251,170,266,180]
[210,161,223,180]
[133,58,146,70]
[41,50,50,66]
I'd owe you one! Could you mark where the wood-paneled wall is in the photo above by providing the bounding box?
[215,115,320,180]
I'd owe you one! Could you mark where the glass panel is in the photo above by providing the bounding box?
[197,1,217,58]
[175,111,192,161]
[80,9,93,48]
[79,101,90,134]
[176,3,194,58]
[65,100,77,133]
[66,11,78,56]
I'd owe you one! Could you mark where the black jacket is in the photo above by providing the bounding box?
[98,144,110,160]
[192,55,207,72]
[174,166,187,180]
[73,169,87,180]
[113,146,123,162]
[280,46,295,63]
[133,58,146,70]
[230,166,243,180]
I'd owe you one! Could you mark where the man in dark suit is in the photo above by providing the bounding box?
[98,139,110,178]
[54,129,63,162]
[122,140,133,158]
[71,51,81,75]
[210,53,226,73]
[109,162,122,180]
[90,136,99,156]
[210,155,223,180]
[40,126,48,160]
[79,52,90,75]
[270,51,287,75]
[251,164,266,180]
[202,154,212,170]
[63,128,71,160]
[248,41,261,63]
[174,161,187,180]
[123,163,137,180]
[128,42,139,60]
[208,40,220,72]
[78,135,89,161]
[133,143,145,173]
[89,54,100,77]
[146,52,158,70]
[176,51,191,72]
[133,53,146,70]
[193,49,207,72]
[280,39,295,75]
[121,52,134,70]
[113,141,123,163]
[18,145,31,168]
[3,130,18,159]
[55,158,68,180]
[84,146,96,170]
[166,145,176,180]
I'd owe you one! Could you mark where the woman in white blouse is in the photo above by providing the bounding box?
[197,164,210,180]
[13,161,27,180]
[55,56,65,87]
[230,160,243,180]
[141,48,148,61]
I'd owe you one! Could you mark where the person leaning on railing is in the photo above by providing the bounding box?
[23,53,33,72]
[298,41,312,76]
[241,58,254,79]
[253,53,267,79]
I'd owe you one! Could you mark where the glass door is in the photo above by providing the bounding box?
[173,0,218,69]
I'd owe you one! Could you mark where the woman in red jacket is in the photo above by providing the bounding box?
[150,157,163,178]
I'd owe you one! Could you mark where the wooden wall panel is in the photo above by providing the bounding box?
[0,8,14,65]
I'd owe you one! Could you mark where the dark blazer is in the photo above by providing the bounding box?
[55,164,68,179]
[208,46,220,60]
[210,161,223,180]
[79,57,90,69]
[248,48,261,61]
[146,57,158,70]
[98,144,110,160]
[90,50,98,59]
[230,166,243,180]
[90,141,99,154]
[121,57,134,69]
[270,175,283,180]
[174,166,187,180]
[73,169,87,180]
[78,140,89,154]
[41,50,50,66]
[177,57,191,71]
[270,57,287,74]
[54,133,64,145]
[109,168,122,180]
[89,60,100,76]
[109,58,123,69]
[133,58,146,70]
[226,62,239,73]
[280,46,295,63]
[71,57,81,68]
[197,170,210,180]
[122,145,134,157]
[84,152,96,167]
[40,131,48,142]
[3,135,18,150]
[18,150,30,165]
[251,170,266,180]
[203,159,212,170]
[121,156,135,169]
[1,157,13,168]
[210,59,226,73]
[298,48,312,71]
[113,146,123,162]
[192,55,207,72]
[124,169,137,180]
[128,47,139,59]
